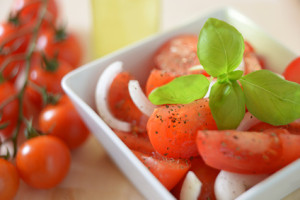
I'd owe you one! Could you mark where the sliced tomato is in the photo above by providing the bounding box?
[147,98,217,159]
[145,69,177,96]
[243,52,262,75]
[154,34,200,74]
[197,130,300,174]
[133,150,190,190]
[108,71,144,128]
[171,157,219,200]
[283,57,300,84]
[114,129,155,154]
[244,41,255,54]
[249,121,300,135]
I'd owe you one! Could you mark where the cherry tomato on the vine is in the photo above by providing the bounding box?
[0,158,19,200]
[37,29,82,68]
[10,0,58,29]
[16,135,71,189]
[0,82,19,138]
[39,95,90,149]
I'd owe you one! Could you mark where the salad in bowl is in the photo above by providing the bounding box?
[62,8,300,200]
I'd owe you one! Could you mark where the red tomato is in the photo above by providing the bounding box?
[0,159,19,200]
[37,29,82,68]
[147,98,217,159]
[0,56,25,83]
[244,41,255,54]
[11,0,58,29]
[145,69,177,96]
[0,82,19,138]
[28,54,73,94]
[283,57,300,84]
[249,121,300,135]
[196,130,300,174]
[0,22,29,55]
[154,34,200,74]
[108,72,144,128]
[114,129,155,154]
[39,95,90,149]
[16,135,71,189]
[172,157,219,200]
[133,150,191,190]
[243,52,262,75]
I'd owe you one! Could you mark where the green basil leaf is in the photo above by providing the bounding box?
[209,80,245,129]
[198,18,245,77]
[240,70,300,125]
[149,74,210,105]
[228,70,244,81]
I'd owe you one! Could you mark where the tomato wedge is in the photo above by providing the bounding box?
[283,57,300,84]
[249,121,300,135]
[154,34,200,74]
[133,150,190,190]
[147,99,217,159]
[197,130,300,174]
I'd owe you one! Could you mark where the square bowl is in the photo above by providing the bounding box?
[62,7,299,200]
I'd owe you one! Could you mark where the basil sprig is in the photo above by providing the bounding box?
[149,18,300,129]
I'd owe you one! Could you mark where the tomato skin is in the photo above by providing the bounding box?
[16,135,71,189]
[0,82,19,138]
[196,130,300,174]
[108,72,144,127]
[249,121,300,135]
[39,95,90,149]
[154,34,200,74]
[133,150,191,190]
[147,98,217,159]
[28,55,73,94]
[283,57,300,84]
[37,30,82,68]
[0,159,19,200]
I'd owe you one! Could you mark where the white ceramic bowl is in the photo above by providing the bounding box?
[62,7,299,200]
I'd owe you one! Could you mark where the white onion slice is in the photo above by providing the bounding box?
[204,78,217,98]
[237,112,260,131]
[128,80,157,117]
[214,170,268,200]
[95,61,131,132]
[180,171,202,200]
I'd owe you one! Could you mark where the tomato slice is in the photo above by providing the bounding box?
[171,157,219,200]
[249,121,300,135]
[147,98,217,159]
[114,129,155,154]
[108,71,144,128]
[133,150,190,190]
[197,130,300,174]
[154,34,200,74]
[283,57,300,84]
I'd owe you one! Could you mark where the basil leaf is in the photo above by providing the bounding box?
[240,70,300,125]
[228,70,244,81]
[198,18,245,77]
[209,80,245,129]
[149,74,210,105]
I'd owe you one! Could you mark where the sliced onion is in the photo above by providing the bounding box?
[204,78,217,98]
[95,61,131,132]
[237,112,260,131]
[180,171,202,200]
[128,80,157,117]
[214,170,268,200]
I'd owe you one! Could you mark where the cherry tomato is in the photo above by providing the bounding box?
[39,95,89,149]
[114,129,155,154]
[108,72,144,127]
[133,150,191,190]
[0,82,19,138]
[37,29,82,68]
[147,98,217,159]
[283,57,300,84]
[11,0,58,29]
[154,34,200,74]
[16,135,71,189]
[0,22,29,55]
[0,158,19,200]
[171,157,219,200]
[28,54,73,94]
[196,129,300,174]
